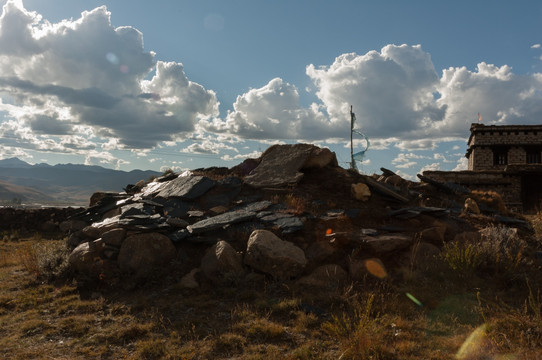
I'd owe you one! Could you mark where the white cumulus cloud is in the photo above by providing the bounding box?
[208,44,542,154]
[200,77,331,140]
[0,1,218,153]
[306,44,445,140]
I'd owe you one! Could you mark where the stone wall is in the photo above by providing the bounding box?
[468,148,493,170]
[509,147,526,165]
[422,170,523,211]
[0,207,83,233]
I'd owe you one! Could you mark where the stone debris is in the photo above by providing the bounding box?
[39,143,533,289]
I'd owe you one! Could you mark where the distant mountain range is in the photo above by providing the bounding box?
[0,158,161,206]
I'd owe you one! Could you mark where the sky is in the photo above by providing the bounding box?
[1,0,542,180]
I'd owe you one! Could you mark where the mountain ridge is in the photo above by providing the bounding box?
[0,158,161,206]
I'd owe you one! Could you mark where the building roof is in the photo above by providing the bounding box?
[467,123,542,145]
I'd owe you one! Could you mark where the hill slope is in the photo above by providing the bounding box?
[0,158,161,206]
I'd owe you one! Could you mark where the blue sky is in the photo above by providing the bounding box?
[1,0,542,179]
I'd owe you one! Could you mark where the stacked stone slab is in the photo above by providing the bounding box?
[63,143,531,289]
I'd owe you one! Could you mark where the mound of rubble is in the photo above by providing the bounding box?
[63,143,534,289]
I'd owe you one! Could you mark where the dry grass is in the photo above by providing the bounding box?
[1,223,542,359]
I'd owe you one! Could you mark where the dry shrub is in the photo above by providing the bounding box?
[270,193,307,215]
[285,194,306,215]
[15,241,41,276]
[442,241,483,278]
[529,211,542,240]
[471,190,507,214]
[442,225,527,279]
[478,225,527,273]
[16,240,71,281]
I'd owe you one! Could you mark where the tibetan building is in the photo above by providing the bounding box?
[423,123,542,213]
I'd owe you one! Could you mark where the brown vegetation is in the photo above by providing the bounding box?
[1,218,541,359]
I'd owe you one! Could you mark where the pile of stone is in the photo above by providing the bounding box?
[63,144,533,289]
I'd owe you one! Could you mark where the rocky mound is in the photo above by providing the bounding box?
[59,144,533,289]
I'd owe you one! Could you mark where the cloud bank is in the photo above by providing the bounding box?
[204,44,542,151]
[0,1,219,156]
[1,1,542,173]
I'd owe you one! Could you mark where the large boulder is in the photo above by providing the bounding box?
[68,241,106,277]
[101,228,126,247]
[244,144,337,188]
[244,230,307,279]
[404,242,441,271]
[117,232,177,278]
[302,146,338,168]
[201,240,244,283]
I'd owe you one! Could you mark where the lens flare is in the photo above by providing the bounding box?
[456,324,488,359]
[364,258,387,279]
[106,52,119,65]
[406,292,423,307]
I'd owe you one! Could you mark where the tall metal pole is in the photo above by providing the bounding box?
[350,105,357,170]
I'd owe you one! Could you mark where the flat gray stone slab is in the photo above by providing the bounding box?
[257,212,304,233]
[274,216,304,234]
[156,176,215,200]
[258,212,292,222]
[244,144,314,188]
[239,200,273,213]
[364,234,412,253]
[120,203,154,218]
[187,209,256,234]
[137,181,167,198]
